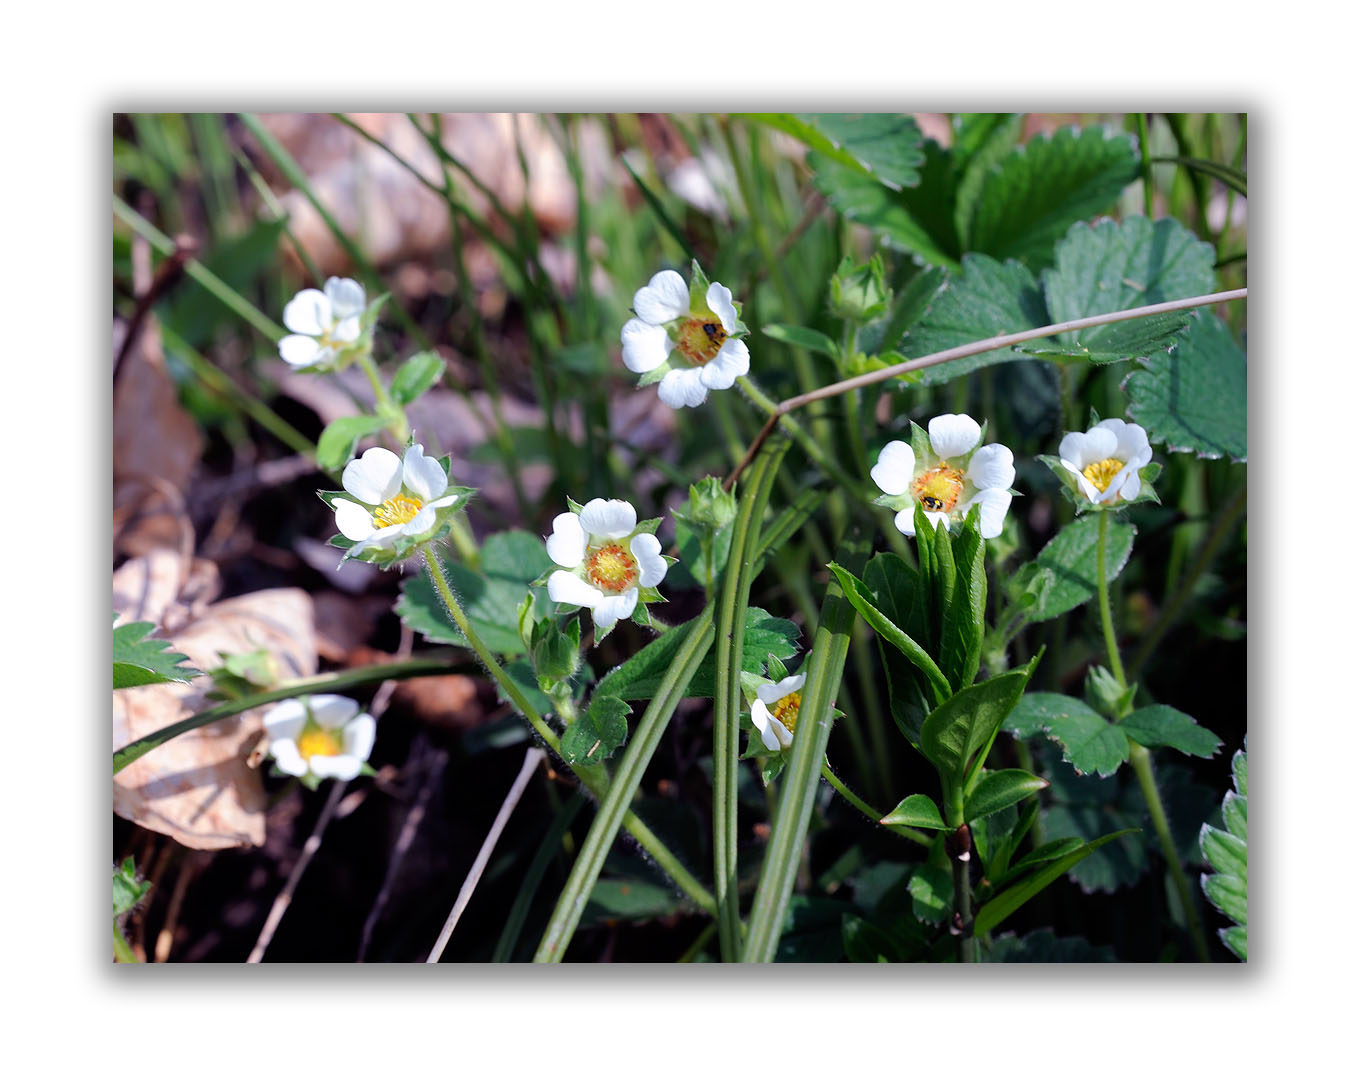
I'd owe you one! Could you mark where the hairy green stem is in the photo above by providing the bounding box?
[820,761,931,846]
[1095,511,1128,686]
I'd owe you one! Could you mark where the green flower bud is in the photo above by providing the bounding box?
[829,254,890,323]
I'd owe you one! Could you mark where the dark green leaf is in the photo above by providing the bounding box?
[113,857,151,917]
[112,620,199,689]
[761,323,839,358]
[1008,515,1136,624]
[1120,704,1222,759]
[965,769,1048,823]
[880,793,949,830]
[801,114,924,189]
[1123,311,1247,461]
[1203,873,1246,928]
[952,114,1024,248]
[908,864,953,924]
[389,350,446,405]
[900,254,1048,386]
[316,414,389,473]
[983,927,1116,962]
[965,126,1140,268]
[1005,692,1128,777]
[560,695,631,767]
[920,664,1036,786]
[973,828,1139,936]
[583,874,687,925]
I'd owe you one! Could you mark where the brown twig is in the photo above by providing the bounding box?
[113,232,199,385]
[723,287,1248,490]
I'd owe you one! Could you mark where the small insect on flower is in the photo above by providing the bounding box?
[543,498,670,637]
[278,277,367,370]
[619,261,750,409]
[870,414,1016,538]
[262,694,375,784]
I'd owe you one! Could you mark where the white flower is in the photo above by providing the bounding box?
[279,277,366,368]
[263,694,376,781]
[750,673,806,753]
[1058,419,1153,505]
[545,498,669,632]
[331,444,459,556]
[871,413,1015,539]
[620,268,750,409]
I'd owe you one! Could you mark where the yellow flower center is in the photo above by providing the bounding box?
[770,691,802,734]
[586,543,639,593]
[913,464,965,513]
[1081,457,1125,494]
[372,494,424,528]
[675,317,727,365]
[297,726,343,762]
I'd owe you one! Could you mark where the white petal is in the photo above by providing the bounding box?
[283,288,330,335]
[333,499,377,541]
[699,338,749,389]
[548,570,603,609]
[270,739,308,777]
[579,498,636,539]
[966,443,1015,491]
[705,281,738,333]
[893,507,917,536]
[751,700,792,751]
[1060,427,1117,469]
[342,714,377,763]
[633,269,690,324]
[658,368,708,408]
[871,441,915,495]
[620,318,673,373]
[262,699,306,739]
[331,315,362,344]
[1113,467,1142,502]
[343,447,403,504]
[402,444,448,502]
[923,510,951,533]
[309,694,359,729]
[631,532,667,587]
[324,277,366,319]
[927,414,982,460]
[964,488,1012,539]
[546,512,587,567]
[591,589,638,630]
[773,673,807,698]
[309,754,361,781]
[1060,459,1102,502]
[401,505,438,536]
[278,334,324,367]
[1100,418,1152,467]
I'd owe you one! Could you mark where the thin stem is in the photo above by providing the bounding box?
[427,747,546,962]
[1127,744,1213,962]
[820,760,931,846]
[1095,511,1128,687]
[724,289,1248,490]
[950,833,976,962]
[734,376,862,494]
[248,778,347,962]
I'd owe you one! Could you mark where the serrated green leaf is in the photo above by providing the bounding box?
[561,695,631,766]
[397,531,552,657]
[1008,515,1136,624]
[1200,825,1246,879]
[1203,873,1246,927]
[900,253,1048,386]
[316,413,389,472]
[800,113,924,190]
[952,114,1024,248]
[973,828,1139,936]
[965,126,1140,268]
[908,864,953,925]
[593,608,798,702]
[762,323,839,358]
[1223,791,1247,843]
[1006,692,1129,777]
[1120,704,1222,759]
[880,793,949,830]
[112,620,199,689]
[1123,311,1247,461]
[1201,746,1247,958]
[389,350,446,405]
[965,769,1048,823]
[1022,216,1214,363]
[1233,748,1247,800]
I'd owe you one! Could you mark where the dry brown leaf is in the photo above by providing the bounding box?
[113,588,317,851]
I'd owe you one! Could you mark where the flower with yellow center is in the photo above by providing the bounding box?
[750,673,807,753]
[545,498,670,634]
[870,413,1015,538]
[1057,418,1153,506]
[620,264,750,409]
[278,277,366,369]
[263,694,376,782]
[329,444,462,560]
